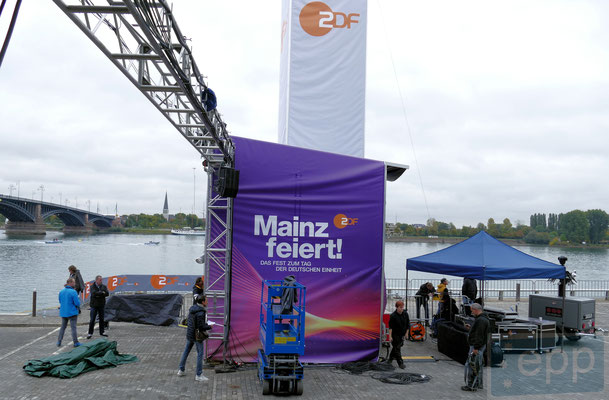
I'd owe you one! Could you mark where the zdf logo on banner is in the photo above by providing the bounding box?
[334,213,358,229]
[150,275,179,290]
[299,1,360,37]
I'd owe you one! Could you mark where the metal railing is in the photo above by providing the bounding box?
[386,279,609,305]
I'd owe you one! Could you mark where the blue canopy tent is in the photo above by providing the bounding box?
[406,231,565,281]
[405,230,568,351]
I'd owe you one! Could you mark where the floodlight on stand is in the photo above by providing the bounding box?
[195,255,205,264]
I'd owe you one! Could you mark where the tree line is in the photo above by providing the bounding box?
[528,210,609,245]
[391,209,609,245]
[122,213,205,229]
[33,213,205,230]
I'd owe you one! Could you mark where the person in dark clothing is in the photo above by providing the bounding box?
[280,275,298,314]
[462,303,490,391]
[68,265,85,295]
[462,278,478,316]
[192,276,204,301]
[388,300,410,369]
[439,290,459,322]
[415,282,434,322]
[87,275,109,339]
[462,278,478,301]
[178,295,213,382]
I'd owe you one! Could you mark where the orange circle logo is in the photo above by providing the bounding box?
[107,276,119,291]
[151,275,168,290]
[299,1,333,37]
[334,214,348,229]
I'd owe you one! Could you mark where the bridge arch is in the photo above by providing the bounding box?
[89,216,113,228]
[0,201,36,222]
[41,209,86,226]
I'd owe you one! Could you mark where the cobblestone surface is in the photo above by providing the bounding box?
[0,300,607,400]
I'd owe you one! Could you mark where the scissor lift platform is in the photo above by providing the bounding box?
[257,280,306,395]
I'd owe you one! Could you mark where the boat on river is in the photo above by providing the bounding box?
[170,227,206,236]
[145,241,160,245]
[45,239,63,244]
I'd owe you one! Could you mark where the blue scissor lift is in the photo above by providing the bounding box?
[257,279,306,396]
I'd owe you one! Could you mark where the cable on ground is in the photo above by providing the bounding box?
[371,372,432,385]
[337,361,395,375]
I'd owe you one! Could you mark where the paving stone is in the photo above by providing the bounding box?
[0,300,607,399]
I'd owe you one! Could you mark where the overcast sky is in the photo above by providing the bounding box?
[1,0,608,227]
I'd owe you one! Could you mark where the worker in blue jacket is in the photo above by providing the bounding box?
[57,278,82,347]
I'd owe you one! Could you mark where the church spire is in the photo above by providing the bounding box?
[163,191,169,220]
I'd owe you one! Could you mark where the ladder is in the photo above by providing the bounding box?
[52,0,235,362]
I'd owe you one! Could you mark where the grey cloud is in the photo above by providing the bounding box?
[1,1,608,227]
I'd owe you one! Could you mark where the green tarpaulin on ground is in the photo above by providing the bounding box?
[23,338,138,379]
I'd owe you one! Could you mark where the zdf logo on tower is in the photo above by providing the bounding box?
[299,1,360,37]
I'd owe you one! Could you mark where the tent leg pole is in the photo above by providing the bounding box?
[405,268,409,306]
[561,276,566,353]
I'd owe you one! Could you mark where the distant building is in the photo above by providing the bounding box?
[412,224,426,229]
[385,223,397,237]
[163,192,169,220]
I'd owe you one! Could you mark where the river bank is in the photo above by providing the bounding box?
[386,235,609,249]
[0,227,177,235]
[2,227,606,248]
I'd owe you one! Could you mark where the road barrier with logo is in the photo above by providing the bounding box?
[82,274,201,301]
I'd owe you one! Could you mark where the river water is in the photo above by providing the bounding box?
[1,232,607,313]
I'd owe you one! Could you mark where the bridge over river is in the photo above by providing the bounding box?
[0,194,115,235]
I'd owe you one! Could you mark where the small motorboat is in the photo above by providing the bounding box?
[145,241,160,245]
[45,239,63,244]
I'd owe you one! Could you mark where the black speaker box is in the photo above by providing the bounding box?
[216,167,240,198]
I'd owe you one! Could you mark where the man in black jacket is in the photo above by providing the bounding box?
[462,303,489,391]
[388,300,410,369]
[87,275,109,339]
[462,278,477,301]
[462,278,478,316]
[178,295,213,382]
[415,282,434,322]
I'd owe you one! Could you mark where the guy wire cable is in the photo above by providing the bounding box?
[375,0,431,222]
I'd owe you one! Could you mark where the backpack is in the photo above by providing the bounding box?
[490,343,503,367]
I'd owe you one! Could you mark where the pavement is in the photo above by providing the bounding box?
[0,300,608,400]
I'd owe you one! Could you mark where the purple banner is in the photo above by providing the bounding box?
[228,137,385,363]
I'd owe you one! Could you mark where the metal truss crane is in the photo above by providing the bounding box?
[52,0,235,362]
